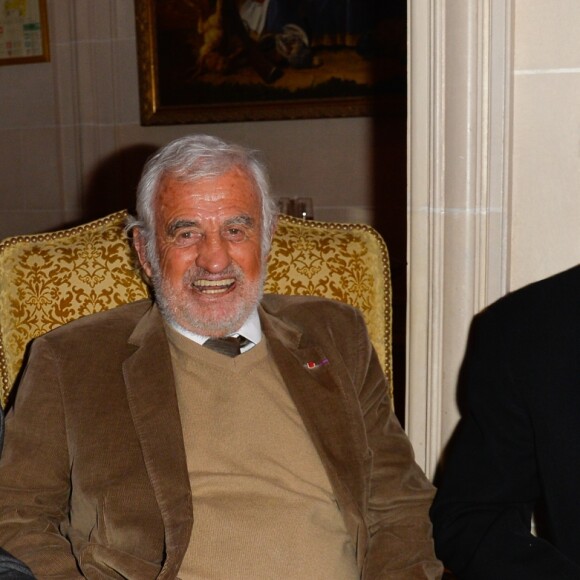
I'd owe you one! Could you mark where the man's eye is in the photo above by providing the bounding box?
[173,230,200,246]
[225,227,246,240]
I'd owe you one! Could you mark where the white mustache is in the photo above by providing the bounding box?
[185,265,243,288]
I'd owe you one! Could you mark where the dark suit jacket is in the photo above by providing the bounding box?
[0,294,441,579]
[431,265,580,579]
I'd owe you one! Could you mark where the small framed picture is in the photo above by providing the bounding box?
[0,0,50,66]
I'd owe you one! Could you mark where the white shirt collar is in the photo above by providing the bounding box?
[169,307,262,347]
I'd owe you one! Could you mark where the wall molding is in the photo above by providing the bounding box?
[406,0,514,476]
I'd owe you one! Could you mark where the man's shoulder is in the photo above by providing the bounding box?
[260,294,368,357]
[506,264,580,302]
[42,299,154,340]
[260,294,363,341]
[475,265,580,351]
[261,293,359,318]
[486,264,580,321]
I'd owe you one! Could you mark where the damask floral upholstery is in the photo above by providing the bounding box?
[0,210,392,407]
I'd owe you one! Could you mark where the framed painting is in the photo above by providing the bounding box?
[134,0,405,125]
[0,0,49,66]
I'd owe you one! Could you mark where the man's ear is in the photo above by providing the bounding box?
[264,215,278,261]
[132,228,153,279]
[269,214,279,245]
[271,214,279,239]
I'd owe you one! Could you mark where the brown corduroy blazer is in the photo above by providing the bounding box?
[0,295,442,579]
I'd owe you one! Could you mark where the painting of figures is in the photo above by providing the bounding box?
[135,0,405,124]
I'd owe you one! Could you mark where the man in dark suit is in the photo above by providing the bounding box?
[0,134,442,578]
[431,265,580,579]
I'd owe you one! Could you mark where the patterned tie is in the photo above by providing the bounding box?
[203,335,250,357]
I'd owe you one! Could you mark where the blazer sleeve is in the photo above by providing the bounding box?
[0,337,84,578]
[430,306,580,579]
[352,310,443,580]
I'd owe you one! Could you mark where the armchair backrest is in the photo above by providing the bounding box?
[0,210,392,407]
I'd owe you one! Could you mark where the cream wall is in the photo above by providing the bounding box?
[408,0,580,476]
[0,0,374,240]
[511,1,580,289]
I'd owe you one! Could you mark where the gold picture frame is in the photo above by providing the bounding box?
[0,0,50,66]
[134,0,405,125]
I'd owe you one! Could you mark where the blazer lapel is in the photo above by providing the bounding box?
[260,307,368,532]
[122,305,192,579]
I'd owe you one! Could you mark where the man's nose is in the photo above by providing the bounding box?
[195,235,231,273]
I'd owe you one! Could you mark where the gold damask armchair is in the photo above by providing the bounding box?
[0,211,392,407]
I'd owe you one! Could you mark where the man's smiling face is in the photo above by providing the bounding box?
[136,167,266,337]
